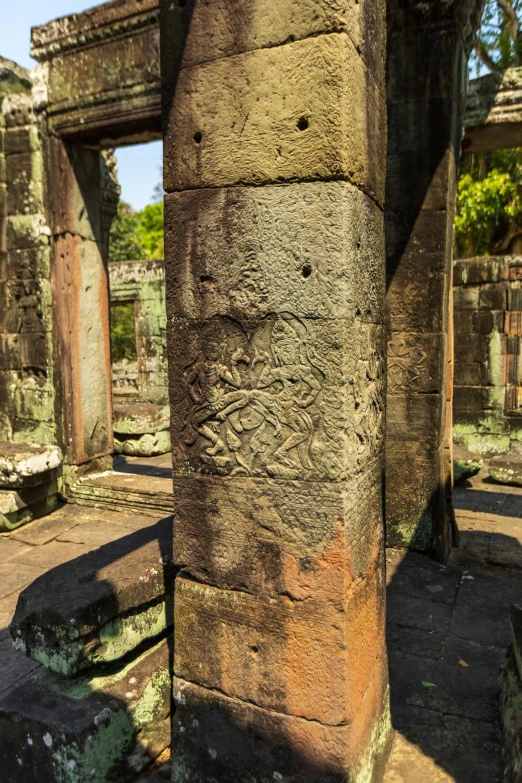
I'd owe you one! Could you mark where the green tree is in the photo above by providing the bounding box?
[455,149,522,257]
[108,201,146,262]
[110,302,137,362]
[135,202,164,260]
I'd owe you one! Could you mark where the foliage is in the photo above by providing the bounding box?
[108,200,164,262]
[455,149,522,257]
[110,302,137,362]
[108,202,146,262]
[135,202,165,260]
[472,0,522,74]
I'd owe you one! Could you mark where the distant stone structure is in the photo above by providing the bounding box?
[109,259,170,456]
[453,256,522,456]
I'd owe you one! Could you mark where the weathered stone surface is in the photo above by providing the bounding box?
[32,0,161,144]
[114,430,171,457]
[172,677,391,783]
[489,455,522,488]
[453,444,483,485]
[11,517,175,675]
[175,569,386,725]
[0,635,170,783]
[465,67,522,153]
[113,404,169,436]
[164,33,385,203]
[165,0,385,88]
[164,181,385,324]
[0,442,61,486]
[500,643,522,783]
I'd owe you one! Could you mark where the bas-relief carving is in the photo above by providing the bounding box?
[387,334,429,393]
[10,267,46,383]
[171,309,385,482]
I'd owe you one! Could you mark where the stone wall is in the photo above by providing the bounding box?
[0,61,55,446]
[453,256,522,456]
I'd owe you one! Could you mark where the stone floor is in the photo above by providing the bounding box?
[0,463,521,782]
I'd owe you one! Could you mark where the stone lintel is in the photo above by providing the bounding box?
[464,67,522,153]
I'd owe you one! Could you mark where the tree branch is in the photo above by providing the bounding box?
[474,41,499,72]
[497,0,519,41]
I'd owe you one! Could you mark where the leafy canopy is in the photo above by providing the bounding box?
[109,200,164,262]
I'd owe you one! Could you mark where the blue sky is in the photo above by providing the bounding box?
[0,0,162,211]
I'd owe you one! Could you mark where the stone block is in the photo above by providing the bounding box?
[167,315,384,482]
[489,456,522,488]
[454,257,510,285]
[6,213,50,250]
[387,96,460,155]
[173,466,383,600]
[479,285,507,311]
[114,430,171,457]
[387,332,446,394]
[175,569,386,725]
[48,138,102,241]
[172,676,390,783]
[6,150,45,215]
[453,386,492,414]
[164,34,385,203]
[386,393,444,444]
[164,181,385,324]
[453,361,482,387]
[5,125,41,155]
[0,636,171,783]
[0,442,61,487]
[386,210,451,274]
[0,474,59,532]
[113,403,169,436]
[387,268,448,333]
[11,517,175,675]
[454,332,489,365]
[170,0,385,87]
[385,442,445,552]
[386,147,456,214]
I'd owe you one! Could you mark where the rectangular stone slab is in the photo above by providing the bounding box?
[10,516,175,675]
[0,442,61,487]
[0,636,170,783]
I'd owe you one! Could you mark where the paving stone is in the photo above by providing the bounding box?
[386,622,446,661]
[56,519,132,548]
[426,637,504,723]
[12,517,175,675]
[10,514,79,546]
[489,531,522,570]
[450,572,522,649]
[0,562,43,601]
[0,537,32,563]
[387,649,436,708]
[386,550,460,605]
[386,589,454,638]
[14,540,89,570]
[454,487,508,515]
[385,703,502,783]
[448,529,490,571]
[501,493,522,519]
[0,593,21,638]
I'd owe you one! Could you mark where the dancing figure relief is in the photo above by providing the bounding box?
[181,314,324,478]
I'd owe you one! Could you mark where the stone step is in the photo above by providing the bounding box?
[67,473,174,515]
[10,516,175,676]
[0,635,171,783]
[489,454,522,487]
[0,475,59,532]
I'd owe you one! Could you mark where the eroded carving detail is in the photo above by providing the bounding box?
[387,335,428,393]
[174,314,385,480]
[10,268,46,383]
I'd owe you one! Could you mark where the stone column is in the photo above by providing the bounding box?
[384,0,483,560]
[46,137,113,471]
[161,1,391,781]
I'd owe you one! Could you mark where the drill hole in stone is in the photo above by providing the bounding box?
[251,645,259,653]
[297,116,309,132]
[193,131,203,144]
[302,263,312,279]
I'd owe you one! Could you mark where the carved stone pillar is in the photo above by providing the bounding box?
[385,0,484,560]
[161,1,391,780]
